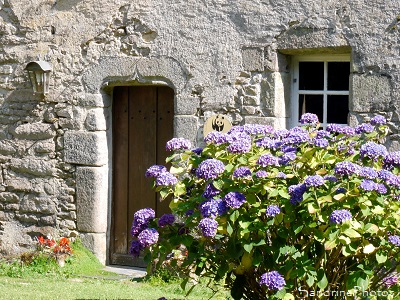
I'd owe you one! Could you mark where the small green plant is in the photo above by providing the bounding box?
[129,114,400,299]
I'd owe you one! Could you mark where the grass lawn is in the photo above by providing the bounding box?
[0,240,231,300]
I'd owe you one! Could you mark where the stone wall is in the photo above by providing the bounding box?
[0,0,399,263]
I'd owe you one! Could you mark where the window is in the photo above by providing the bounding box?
[291,55,350,128]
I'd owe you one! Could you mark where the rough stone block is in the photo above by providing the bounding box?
[84,108,108,131]
[0,65,12,74]
[10,158,56,176]
[261,72,290,118]
[175,94,199,115]
[20,195,57,214]
[79,93,111,108]
[80,232,107,265]
[0,141,16,155]
[174,115,198,144]
[350,74,392,112]
[0,192,19,203]
[242,47,264,72]
[10,123,56,140]
[5,177,33,192]
[64,131,108,166]
[76,166,108,233]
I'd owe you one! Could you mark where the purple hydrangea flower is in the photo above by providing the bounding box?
[360,141,388,160]
[227,125,245,134]
[338,126,356,136]
[274,129,289,139]
[378,170,400,187]
[334,161,360,176]
[300,113,319,125]
[313,138,329,148]
[316,130,330,139]
[265,205,281,218]
[355,123,374,134]
[155,172,178,186]
[336,187,346,194]
[359,167,378,179]
[166,137,191,151]
[233,166,252,178]
[279,151,297,166]
[158,214,175,227]
[384,152,400,170]
[277,172,287,179]
[185,209,194,216]
[257,153,279,167]
[215,198,229,215]
[388,235,400,246]
[226,132,251,143]
[255,138,281,150]
[376,183,388,194]
[202,182,221,199]
[382,275,398,288]
[138,228,159,247]
[145,165,167,178]
[196,159,225,180]
[359,179,377,192]
[224,192,246,209]
[289,183,307,205]
[199,200,219,218]
[283,131,310,145]
[326,123,342,134]
[204,131,228,145]
[198,218,218,237]
[304,175,325,187]
[370,115,386,125]
[129,240,143,257]
[227,139,252,154]
[259,271,286,291]
[243,124,274,135]
[256,170,268,178]
[131,208,156,236]
[329,209,352,224]
[324,175,338,182]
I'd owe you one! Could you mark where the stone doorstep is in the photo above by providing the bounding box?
[102,265,147,279]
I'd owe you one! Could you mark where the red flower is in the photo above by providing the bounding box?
[37,236,46,245]
[59,237,70,246]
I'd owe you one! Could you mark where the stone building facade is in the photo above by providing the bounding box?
[0,0,399,264]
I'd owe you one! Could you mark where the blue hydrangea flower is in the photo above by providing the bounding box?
[329,209,352,224]
[233,166,252,178]
[145,165,167,178]
[324,175,338,182]
[359,167,378,179]
[265,205,281,218]
[131,208,155,236]
[129,240,143,257]
[192,147,203,155]
[335,187,346,194]
[259,271,286,291]
[155,172,178,186]
[257,153,279,167]
[326,123,342,134]
[198,218,218,237]
[370,115,386,125]
[316,130,330,139]
[359,179,377,192]
[138,228,159,247]
[334,161,360,176]
[388,235,400,246]
[360,141,388,160]
[279,151,297,166]
[196,159,225,180]
[199,200,219,218]
[202,182,221,199]
[166,137,191,151]
[215,198,229,215]
[288,183,307,205]
[158,214,175,227]
[255,170,268,178]
[382,275,398,288]
[384,152,400,169]
[304,175,325,187]
[227,139,252,154]
[224,192,246,209]
[204,131,228,145]
[355,123,374,134]
[300,113,319,125]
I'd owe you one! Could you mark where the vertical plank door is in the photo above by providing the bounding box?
[111,86,174,266]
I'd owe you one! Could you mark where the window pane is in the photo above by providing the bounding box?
[327,95,348,124]
[298,94,323,123]
[327,62,350,90]
[299,62,324,90]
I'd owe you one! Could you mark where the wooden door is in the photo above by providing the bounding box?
[111,86,174,266]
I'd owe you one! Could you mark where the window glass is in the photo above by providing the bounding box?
[327,62,350,90]
[327,95,349,124]
[298,94,324,123]
[299,62,324,90]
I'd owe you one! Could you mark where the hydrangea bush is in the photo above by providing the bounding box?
[130,113,400,299]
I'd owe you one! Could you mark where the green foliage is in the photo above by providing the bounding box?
[139,115,400,299]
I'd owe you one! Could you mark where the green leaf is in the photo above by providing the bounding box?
[170,166,185,174]
[318,195,333,204]
[376,252,387,264]
[174,182,186,196]
[227,222,234,236]
[213,180,224,190]
[356,276,369,291]
[230,210,240,223]
[343,228,362,239]
[324,240,337,250]
[317,273,328,290]
[244,243,253,253]
[282,293,295,300]
[363,244,376,254]
[306,274,315,287]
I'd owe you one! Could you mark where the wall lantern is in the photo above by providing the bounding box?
[25,61,52,94]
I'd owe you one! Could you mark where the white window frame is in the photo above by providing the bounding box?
[290,54,350,129]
